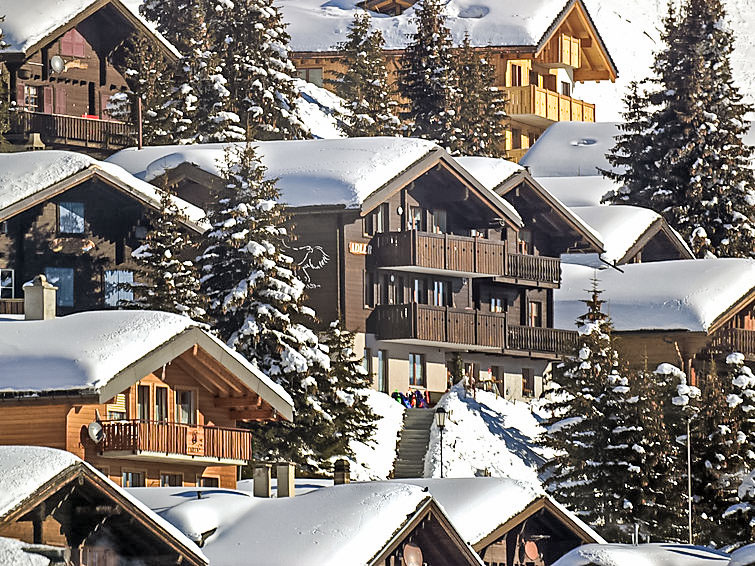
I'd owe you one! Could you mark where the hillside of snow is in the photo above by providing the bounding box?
[423,384,551,482]
[576,0,755,120]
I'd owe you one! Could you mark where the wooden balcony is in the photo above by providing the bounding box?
[100,420,253,465]
[540,33,581,68]
[504,85,595,129]
[371,231,561,285]
[0,299,23,315]
[370,303,576,357]
[707,328,755,361]
[9,110,138,150]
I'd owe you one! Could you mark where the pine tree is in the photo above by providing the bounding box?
[128,185,206,320]
[0,16,9,147]
[210,0,307,140]
[140,0,203,55]
[398,0,459,146]
[604,0,755,258]
[541,280,634,535]
[328,11,400,137]
[319,321,378,459]
[199,144,333,470]
[108,34,174,145]
[452,35,507,157]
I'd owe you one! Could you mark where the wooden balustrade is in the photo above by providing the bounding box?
[507,325,578,355]
[504,85,595,124]
[0,299,24,315]
[9,110,137,149]
[506,253,561,284]
[100,420,253,462]
[708,328,755,360]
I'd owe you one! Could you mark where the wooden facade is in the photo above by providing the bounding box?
[291,0,617,160]
[1,0,177,156]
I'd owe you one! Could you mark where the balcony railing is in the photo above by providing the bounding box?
[371,231,561,285]
[0,299,23,315]
[100,420,253,463]
[707,328,755,360]
[504,85,595,125]
[370,303,576,355]
[9,110,138,149]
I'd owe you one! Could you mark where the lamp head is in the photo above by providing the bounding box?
[435,406,447,429]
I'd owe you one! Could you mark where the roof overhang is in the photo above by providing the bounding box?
[708,287,755,335]
[0,165,207,233]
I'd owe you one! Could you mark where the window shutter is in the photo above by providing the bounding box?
[73,29,85,57]
[100,92,110,120]
[60,31,73,56]
[16,83,24,107]
[60,29,85,57]
[55,87,66,115]
[42,85,53,114]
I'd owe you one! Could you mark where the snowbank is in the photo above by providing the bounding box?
[730,544,755,566]
[554,543,729,566]
[423,383,550,482]
[556,259,755,332]
[0,537,51,566]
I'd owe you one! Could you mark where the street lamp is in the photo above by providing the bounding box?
[435,407,447,478]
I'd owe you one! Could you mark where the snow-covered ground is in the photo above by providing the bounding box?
[423,383,550,482]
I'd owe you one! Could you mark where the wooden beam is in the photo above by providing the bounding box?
[172,357,225,396]
[192,348,246,396]
[229,406,276,421]
[213,394,261,409]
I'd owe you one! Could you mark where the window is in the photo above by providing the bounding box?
[295,67,323,87]
[429,209,447,234]
[412,278,427,304]
[522,368,535,396]
[58,201,85,234]
[137,385,150,422]
[363,348,372,377]
[408,206,425,231]
[511,128,522,150]
[528,301,543,327]
[23,85,39,111]
[0,268,13,298]
[199,476,219,487]
[121,471,145,488]
[517,229,532,254]
[490,296,503,313]
[409,353,425,387]
[364,204,388,236]
[160,473,183,487]
[377,350,388,393]
[561,81,571,97]
[104,269,134,307]
[364,271,377,308]
[154,387,168,422]
[44,267,74,307]
[432,280,448,307]
[176,389,196,425]
[60,28,86,57]
[383,273,400,305]
[510,64,523,87]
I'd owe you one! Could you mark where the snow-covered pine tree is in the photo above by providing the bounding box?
[722,353,755,547]
[210,0,307,140]
[128,184,206,320]
[328,11,400,137]
[604,0,755,258]
[398,0,460,146]
[108,34,174,146]
[199,143,333,469]
[140,0,203,55]
[452,35,507,157]
[0,16,9,147]
[319,321,378,460]
[541,280,634,536]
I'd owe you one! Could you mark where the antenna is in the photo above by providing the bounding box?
[50,56,65,74]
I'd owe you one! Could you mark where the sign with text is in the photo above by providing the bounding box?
[186,427,205,456]
[349,242,372,255]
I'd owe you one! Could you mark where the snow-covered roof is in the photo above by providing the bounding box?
[0,446,208,564]
[0,536,52,566]
[553,544,729,566]
[0,0,180,57]
[534,176,618,207]
[279,0,580,52]
[0,310,294,415]
[555,259,755,333]
[0,151,207,231]
[520,122,622,178]
[106,139,523,223]
[730,544,755,566]
[129,483,439,566]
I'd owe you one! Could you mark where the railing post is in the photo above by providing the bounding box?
[444,306,449,342]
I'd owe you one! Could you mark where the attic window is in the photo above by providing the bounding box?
[60,28,85,58]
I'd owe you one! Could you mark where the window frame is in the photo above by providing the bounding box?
[408,353,426,388]
[121,469,146,488]
[45,266,74,307]
[137,384,150,422]
[364,204,388,236]
[175,388,197,425]
[377,350,389,393]
[0,268,14,298]
[104,269,134,307]
[154,386,169,423]
[528,301,543,328]
[159,472,183,487]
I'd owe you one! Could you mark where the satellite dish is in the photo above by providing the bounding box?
[88,421,104,444]
[403,543,423,566]
[50,56,65,74]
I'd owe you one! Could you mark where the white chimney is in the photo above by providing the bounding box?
[253,463,272,498]
[23,275,57,320]
[276,462,295,498]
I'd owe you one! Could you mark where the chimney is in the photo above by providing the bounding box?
[276,462,295,498]
[23,275,57,320]
[253,463,272,498]
[334,459,350,485]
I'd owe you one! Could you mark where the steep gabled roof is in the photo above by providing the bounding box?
[0,0,179,61]
[0,310,294,420]
[0,151,207,232]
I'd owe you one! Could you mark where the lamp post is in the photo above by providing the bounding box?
[435,407,447,478]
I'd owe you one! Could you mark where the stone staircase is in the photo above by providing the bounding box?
[393,408,435,478]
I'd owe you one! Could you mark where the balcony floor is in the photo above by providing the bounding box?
[376,337,563,360]
[98,449,246,466]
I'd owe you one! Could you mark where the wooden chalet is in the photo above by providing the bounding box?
[0,0,179,156]
[281,0,618,160]
[0,280,294,490]
[0,445,208,566]
[556,260,755,382]
[0,151,205,317]
[106,137,603,400]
